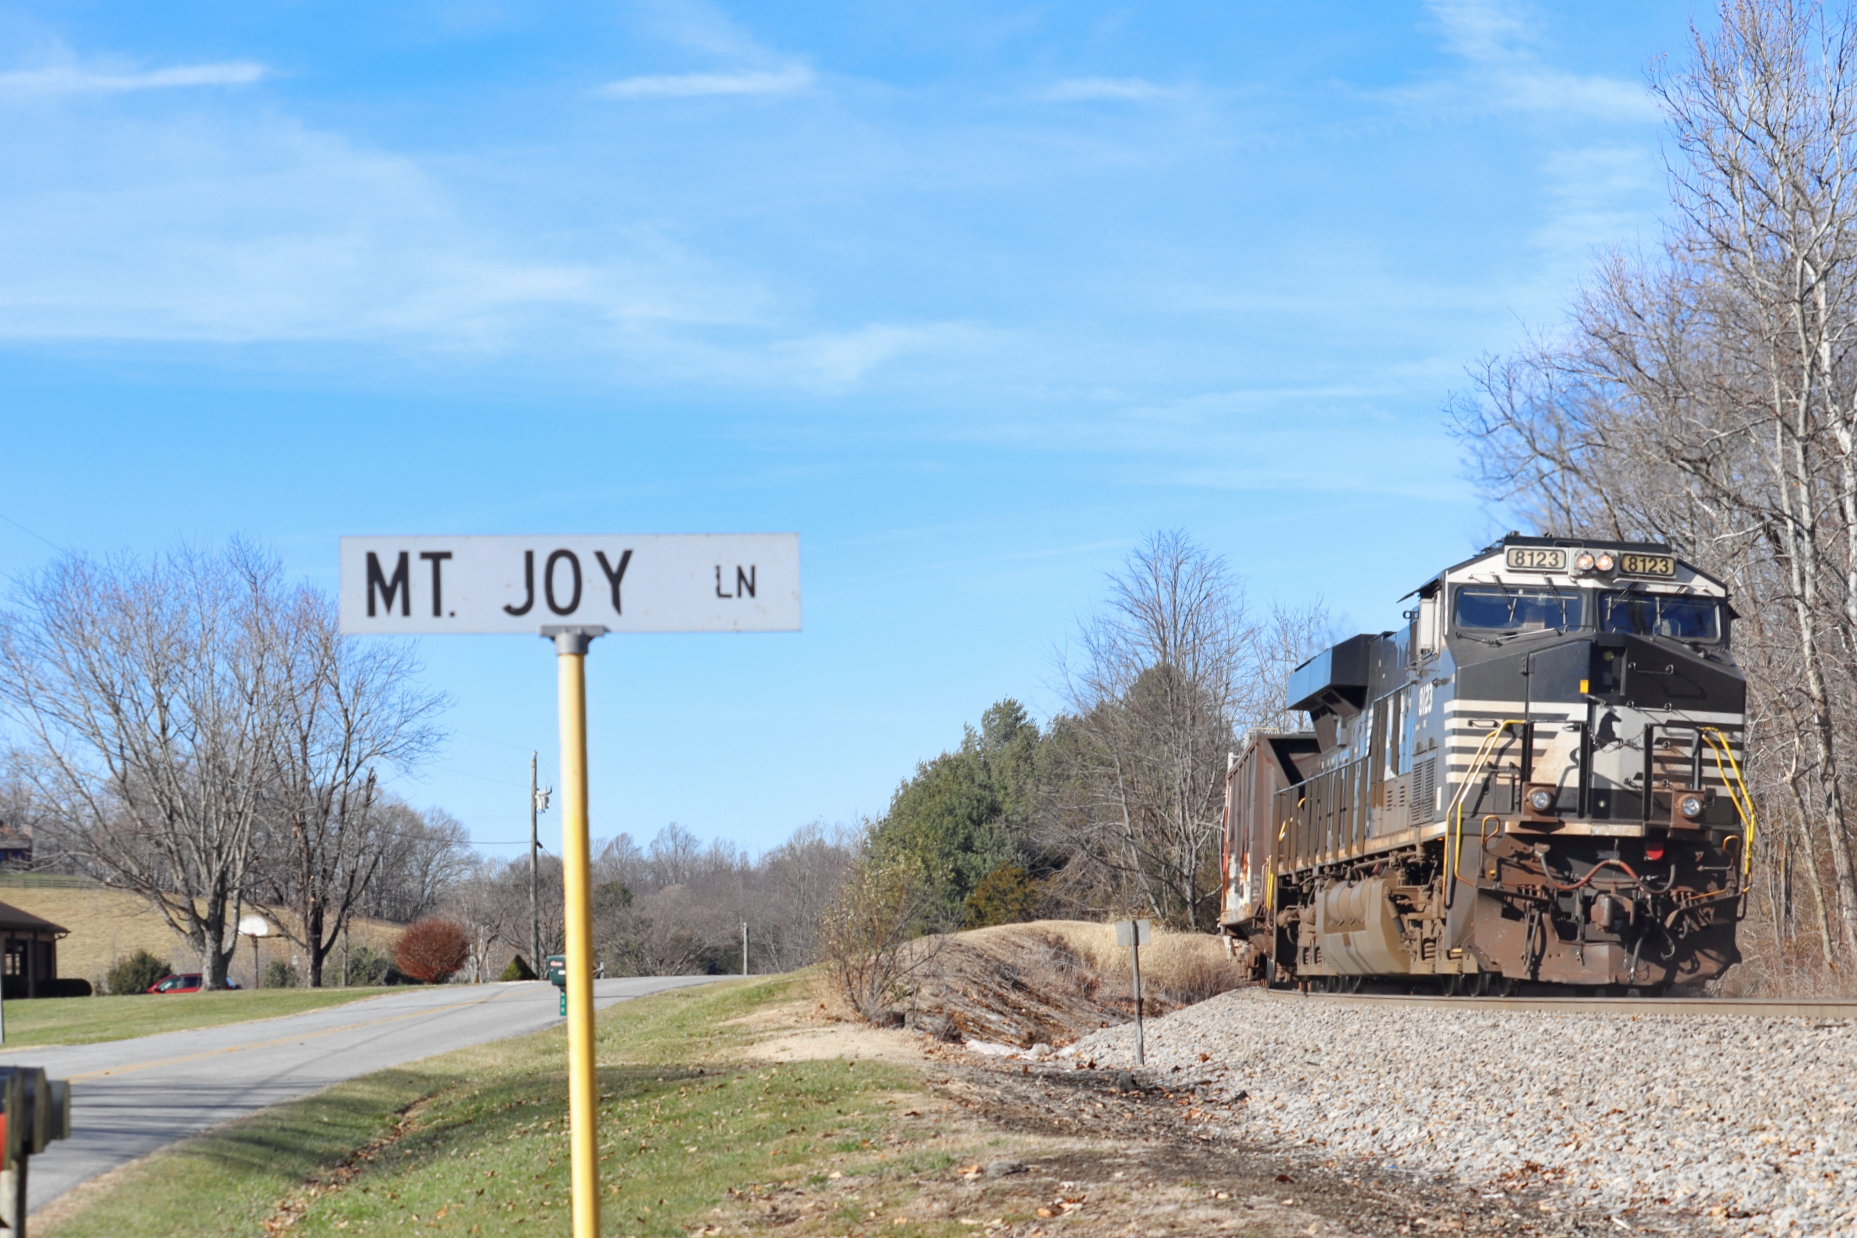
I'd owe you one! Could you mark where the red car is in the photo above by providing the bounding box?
[147,974,241,993]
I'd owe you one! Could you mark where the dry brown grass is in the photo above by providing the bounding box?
[1705,917,1857,999]
[892,919,1245,1047]
[0,881,404,991]
[972,919,1244,1004]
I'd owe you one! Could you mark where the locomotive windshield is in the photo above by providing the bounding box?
[1454,586,1583,633]
[1599,592,1721,642]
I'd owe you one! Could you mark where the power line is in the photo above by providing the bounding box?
[424,762,529,790]
[0,511,65,554]
[450,729,539,754]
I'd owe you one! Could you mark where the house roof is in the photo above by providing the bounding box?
[0,899,67,936]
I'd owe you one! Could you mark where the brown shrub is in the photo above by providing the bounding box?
[394,917,469,984]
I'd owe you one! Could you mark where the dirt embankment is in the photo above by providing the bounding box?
[896,919,1245,1048]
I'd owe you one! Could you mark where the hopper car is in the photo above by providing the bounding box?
[1219,535,1753,994]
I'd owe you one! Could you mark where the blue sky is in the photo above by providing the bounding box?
[0,0,1692,858]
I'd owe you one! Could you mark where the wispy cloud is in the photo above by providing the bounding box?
[1422,0,1657,123]
[596,65,812,100]
[636,0,781,65]
[1037,77,1174,103]
[602,2,816,102]
[0,99,771,349]
[0,60,266,95]
[772,323,971,389]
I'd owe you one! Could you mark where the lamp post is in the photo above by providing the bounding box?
[238,915,271,990]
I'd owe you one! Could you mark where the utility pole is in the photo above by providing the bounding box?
[741,921,749,975]
[529,752,550,977]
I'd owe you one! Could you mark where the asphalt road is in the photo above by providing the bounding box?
[0,976,721,1216]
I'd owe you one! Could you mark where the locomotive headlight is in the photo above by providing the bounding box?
[1527,787,1556,813]
[1574,552,1596,572]
[1677,792,1706,820]
[1594,553,1616,572]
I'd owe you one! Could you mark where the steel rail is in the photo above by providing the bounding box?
[1263,988,1857,1019]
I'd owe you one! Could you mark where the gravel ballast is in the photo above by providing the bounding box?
[1064,989,1857,1235]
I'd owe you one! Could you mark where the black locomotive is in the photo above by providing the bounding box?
[1220,536,1750,993]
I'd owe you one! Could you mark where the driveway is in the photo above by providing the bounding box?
[0,976,722,1215]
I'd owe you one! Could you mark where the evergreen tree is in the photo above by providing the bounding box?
[869,698,1045,923]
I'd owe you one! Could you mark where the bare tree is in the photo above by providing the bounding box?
[1042,531,1325,930]
[445,857,521,981]
[643,823,707,889]
[358,804,473,924]
[749,822,854,971]
[0,545,287,988]
[256,588,446,986]
[1450,0,1857,966]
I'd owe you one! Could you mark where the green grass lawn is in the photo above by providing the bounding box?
[5,986,394,1047]
[39,977,993,1238]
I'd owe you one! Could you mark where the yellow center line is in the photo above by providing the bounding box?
[66,989,520,1083]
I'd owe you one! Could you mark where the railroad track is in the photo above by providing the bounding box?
[1265,988,1857,1019]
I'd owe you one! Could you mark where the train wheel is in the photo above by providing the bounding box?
[1497,976,1520,997]
[1469,971,1492,997]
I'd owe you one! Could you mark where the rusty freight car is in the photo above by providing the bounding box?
[1219,535,1753,994]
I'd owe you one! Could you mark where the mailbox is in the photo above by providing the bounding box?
[544,954,568,1017]
[0,1065,74,1236]
[0,1071,19,1168]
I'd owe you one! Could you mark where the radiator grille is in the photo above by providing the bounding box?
[1410,757,1436,825]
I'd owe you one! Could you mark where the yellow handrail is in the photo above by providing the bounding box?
[1267,808,1296,910]
[1700,727,1756,876]
[1447,720,1527,890]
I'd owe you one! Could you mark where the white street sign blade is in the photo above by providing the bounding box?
[338,534,799,634]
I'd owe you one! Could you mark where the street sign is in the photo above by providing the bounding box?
[342,531,799,1238]
[337,534,800,635]
[1114,918,1152,948]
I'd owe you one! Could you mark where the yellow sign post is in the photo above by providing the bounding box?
[550,626,601,1237]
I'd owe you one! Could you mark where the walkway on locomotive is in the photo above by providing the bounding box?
[1269,537,1746,873]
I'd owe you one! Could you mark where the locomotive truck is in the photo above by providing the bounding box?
[1219,535,1753,994]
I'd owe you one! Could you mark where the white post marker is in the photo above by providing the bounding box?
[340,532,799,1238]
[1115,918,1152,1066]
[238,915,272,991]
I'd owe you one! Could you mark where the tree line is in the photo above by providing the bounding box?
[0,542,858,989]
[854,529,1327,938]
[0,530,1323,993]
[1449,0,1857,981]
